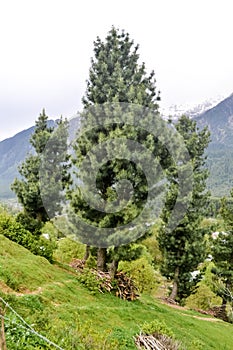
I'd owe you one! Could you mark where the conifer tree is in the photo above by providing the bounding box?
[11,110,70,232]
[69,27,162,271]
[211,193,233,319]
[158,115,211,302]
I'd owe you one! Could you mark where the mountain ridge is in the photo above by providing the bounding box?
[0,95,233,199]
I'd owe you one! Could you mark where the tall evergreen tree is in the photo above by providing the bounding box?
[211,193,233,319]
[69,27,162,271]
[82,27,159,109]
[158,115,211,302]
[11,110,70,231]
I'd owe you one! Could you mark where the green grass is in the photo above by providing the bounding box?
[0,234,233,349]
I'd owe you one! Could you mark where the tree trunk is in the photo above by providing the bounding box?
[83,245,90,262]
[217,298,228,322]
[170,267,179,301]
[97,247,107,271]
[109,259,119,278]
[36,210,43,222]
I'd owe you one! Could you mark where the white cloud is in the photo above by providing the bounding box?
[1,0,233,139]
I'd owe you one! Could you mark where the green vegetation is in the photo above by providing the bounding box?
[1,235,233,349]
[158,115,211,302]
[2,26,233,349]
[11,110,70,224]
[0,207,55,262]
[69,26,161,271]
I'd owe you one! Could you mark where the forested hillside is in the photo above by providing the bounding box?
[195,93,233,197]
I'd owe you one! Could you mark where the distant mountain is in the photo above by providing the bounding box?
[161,95,225,119]
[0,96,233,200]
[195,93,233,146]
[0,117,80,199]
[195,93,233,197]
[0,127,33,198]
[0,121,56,199]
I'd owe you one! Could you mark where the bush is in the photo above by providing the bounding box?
[141,320,174,338]
[30,236,55,263]
[53,237,86,264]
[0,211,55,262]
[185,283,221,310]
[119,257,160,294]
[76,268,101,294]
[0,212,36,251]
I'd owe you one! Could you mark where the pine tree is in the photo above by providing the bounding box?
[69,27,162,271]
[11,110,70,231]
[82,27,159,109]
[211,193,233,319]
[158,115,211,302]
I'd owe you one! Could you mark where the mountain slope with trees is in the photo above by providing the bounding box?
[1,94,233,199]
[195,93,233,197]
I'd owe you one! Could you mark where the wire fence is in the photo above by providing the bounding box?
[0,296,64,350]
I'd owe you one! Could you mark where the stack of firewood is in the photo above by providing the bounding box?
[134,333,181,350]
[210,305,229,322]
[69,259,85,271]
[93,270,112,293]
[115,271,139,301]
[92,270,139,300]
[69,260,139,301]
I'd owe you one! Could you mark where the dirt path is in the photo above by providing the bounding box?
[160,297,222,322]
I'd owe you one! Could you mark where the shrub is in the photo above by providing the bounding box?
[76,268,101,294]
[119,257,160,294]
[185,283,221,310]
[141,320,174,338]
[53,237,86,264]
[0,211,55,262]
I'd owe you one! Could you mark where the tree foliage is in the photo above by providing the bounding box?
[69,27,162,270]
[211,193,233,309]
[158,115,211,301]
[11,110,70,228]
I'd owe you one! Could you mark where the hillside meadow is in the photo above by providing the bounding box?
[0,235,233,349]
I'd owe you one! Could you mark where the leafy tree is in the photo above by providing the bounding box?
[158,115,211,302]
[11,110,70,231]
[69,27,162,271]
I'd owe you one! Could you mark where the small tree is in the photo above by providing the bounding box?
[158,115,211,302]
[11,110,70,232]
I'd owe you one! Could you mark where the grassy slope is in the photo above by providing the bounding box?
[0,234,233,350]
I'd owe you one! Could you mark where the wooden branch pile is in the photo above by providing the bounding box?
[115,271,139,301]
[195,305,229,322]
[134,333,181,350]
[93,270,112,293]
[92,270,139,300]
[210,305,229,322]
[69,260,139,300]
[69,259,85,271]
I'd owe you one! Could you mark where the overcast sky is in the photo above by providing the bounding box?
[1,0,233,140]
